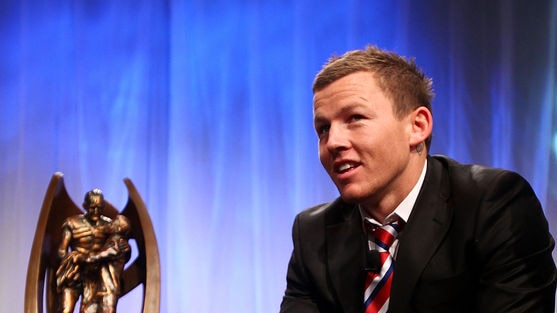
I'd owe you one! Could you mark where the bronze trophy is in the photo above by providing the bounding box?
[25,173,160,313]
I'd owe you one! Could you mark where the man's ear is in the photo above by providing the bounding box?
[409,106,432,146]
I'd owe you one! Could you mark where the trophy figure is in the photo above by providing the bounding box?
[25,173,160,313]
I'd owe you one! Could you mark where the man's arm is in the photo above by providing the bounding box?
[280,215,321,313]
[475,170,557,312]
[57,222,73,259]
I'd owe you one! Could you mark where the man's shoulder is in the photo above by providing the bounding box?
[298,201,334,217]
[430,154,534,202]
[63,214,87,226]
[296,198,357,225]
[431,154,523,185]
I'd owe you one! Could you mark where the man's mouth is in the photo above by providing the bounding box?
[336,162,358,174]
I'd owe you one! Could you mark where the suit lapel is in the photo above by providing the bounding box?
[389,157,452,312]
[325,200,366,313]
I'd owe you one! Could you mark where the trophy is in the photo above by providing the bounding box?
[25,173,160,313]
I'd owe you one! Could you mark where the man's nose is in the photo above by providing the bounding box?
[326,123,349,151]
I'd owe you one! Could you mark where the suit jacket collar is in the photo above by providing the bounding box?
[325,198,367,313]
[389,156,452,312]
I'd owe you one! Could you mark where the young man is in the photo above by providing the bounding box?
[280,46,556,313]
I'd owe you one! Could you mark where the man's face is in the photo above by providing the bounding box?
[313,71,415,208]
[85,195,104,222]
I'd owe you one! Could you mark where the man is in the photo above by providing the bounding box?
[56,189,113,313]
[280,46,556,313]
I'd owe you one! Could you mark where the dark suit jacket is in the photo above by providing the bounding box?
[280,155,557,313]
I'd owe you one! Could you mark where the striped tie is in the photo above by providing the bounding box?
[364,219,404,313]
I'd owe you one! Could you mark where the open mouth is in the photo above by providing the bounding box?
[336,162,358,174]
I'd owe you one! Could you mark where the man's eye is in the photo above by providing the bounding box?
[350,114,364,122]
[317,125,330,135]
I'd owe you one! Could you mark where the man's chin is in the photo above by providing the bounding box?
[336,183,368,202]
[339,191,363,204]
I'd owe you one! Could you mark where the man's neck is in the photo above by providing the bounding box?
[360,156,427,223]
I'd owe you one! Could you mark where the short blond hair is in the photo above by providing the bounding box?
[313,45,434,149]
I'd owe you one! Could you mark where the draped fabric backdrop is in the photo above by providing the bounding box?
[1,1,556,312]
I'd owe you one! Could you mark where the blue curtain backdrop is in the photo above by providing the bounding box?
[1,0,556,312]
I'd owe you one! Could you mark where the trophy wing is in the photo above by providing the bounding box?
[24,172,82,313]
[120,178,161,313]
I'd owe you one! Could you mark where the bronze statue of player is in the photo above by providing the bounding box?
[55,189,131,313]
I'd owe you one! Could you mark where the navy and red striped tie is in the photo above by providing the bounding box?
[364,219,404,313]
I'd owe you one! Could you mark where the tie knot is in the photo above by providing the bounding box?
[373,219,404,251]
